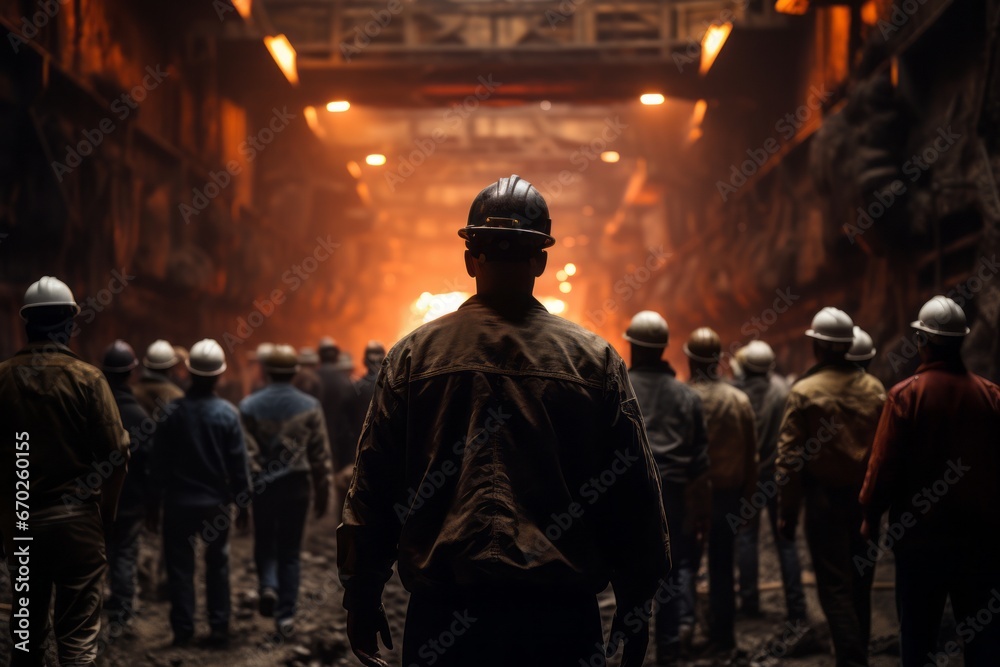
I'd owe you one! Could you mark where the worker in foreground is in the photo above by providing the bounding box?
[338,174,670,667]
[776,307,886,667]
[860,296,1000,666]
[240,344,332,637]
[624,310,709,665]
[0,276,129,666]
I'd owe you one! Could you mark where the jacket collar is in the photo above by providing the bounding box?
[799,360,859,380]
[916,359,967,374]
[629,359,677,376]
[18,341,78,359]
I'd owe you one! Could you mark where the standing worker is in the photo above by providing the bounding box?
[846,327,877,371]
[338,175,670,667]
[0,276,129,666]
[316,336,357,520]
[625,311,709,666]
[776,307,886,667]
[240,345,332,637]
[685,327,757,660]
[351,340,386,440]
[292,346,323,400]
[100,340,154,631]
[148,339,253,648]
[133,339,185,422]
[860,297,1000,666]
[732,341,809,629]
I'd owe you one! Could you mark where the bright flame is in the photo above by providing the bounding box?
[303,106,325,138]
[540,298,566,315]
[264,35,298,85]
[774,0,808,15]
[346,160,363,179]
[564,263,577,276]
[326,100,351,113]
[413,292,470,324]
[600,150,620,163]
[700,23,732,75]
[640,93,665,106]
[559,282,572,294]
[232,0,252,19]
[366,154,387,166]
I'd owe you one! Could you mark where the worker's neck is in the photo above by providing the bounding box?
[688,361,722,382]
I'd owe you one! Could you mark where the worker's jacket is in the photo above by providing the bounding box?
[776,362,885,525]
[860,359,1000,555]
[239,382,332,489]
[109,380,154,517]
[628,360,710,484]
[317,364,358,470]
[133,370,184,423]
[0,342,129,554]
[734,373,789,480]
[337,294,670,611]
[688,379,758,499]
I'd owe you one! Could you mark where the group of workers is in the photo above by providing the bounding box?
[2,174,999,667]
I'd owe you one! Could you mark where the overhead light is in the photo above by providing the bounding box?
[365,153,386,166]
[232,0,252,19]
[700,23,732,75]
[303,106,325,138]
[775,0,809,15]
[600,151,620,163]
[264,34,298,85]
[640,93,665,106]
[564,263,577,276]
[692,99,708,126]
[559,282,572,294]
[346,160,363,179]
[326,100,350,113]
[556,270,568,281]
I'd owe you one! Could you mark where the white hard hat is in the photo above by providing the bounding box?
[805,307,855,343]
[742,340,776,373]
[845,326,877,361]
[911,296,970,338]
[144,339,179,369]
[623,310,669,348]
[20,276,81,320]
[188,339,227,376]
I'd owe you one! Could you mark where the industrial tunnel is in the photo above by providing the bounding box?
[1,0,999,665]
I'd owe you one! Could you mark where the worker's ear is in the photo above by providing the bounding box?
[464,250,478,278]
[529,251,547,278]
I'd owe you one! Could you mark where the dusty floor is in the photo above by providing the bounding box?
[0,510,966,666]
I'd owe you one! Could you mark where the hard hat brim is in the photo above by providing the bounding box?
[805,329,856,343]
[144,357,180,370]
[623,333,667,348]
[264,364,300,374]
[19,301,82,320]
[103,360,139,373]
[910,321,970,337]
[186,360,227,376]
[741,360,774,374]
[845,350,877,361]
[682,343,719,363]
[458,227,555,249]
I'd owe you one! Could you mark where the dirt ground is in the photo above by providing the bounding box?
[0,510,967,667]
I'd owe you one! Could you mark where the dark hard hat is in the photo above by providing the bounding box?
[683,327,722,362]
[460,174,554,251]
[264,345,300,374]
[102,339,138,373]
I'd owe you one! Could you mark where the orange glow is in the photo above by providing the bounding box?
[303,106,325,138]
[691,99,708,126]
[346,160,363,179]
[559,282,572,294]
[700,23,732,75]
[326,100,351,113]
[264,35,298,85]
[232,0,252,19]
[413,292,469,323]
[366,154,387,166]
[775,0,809,15]
[600,151,620,163]
[640,93,665,106]
[556,270,568,281]
[540,298,566,315]
[564,263,577,276]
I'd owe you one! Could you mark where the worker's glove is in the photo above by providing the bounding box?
[606,605,649,667]
[347,604,393,667]
[314,482,330,519]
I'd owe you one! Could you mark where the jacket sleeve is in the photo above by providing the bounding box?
[741,400,759,501]
[225,409,253,501]
[337,363,407,611]
[237,406,264,476]
[603,354,671,605]
[775,392,807,528]
[89,375,130,468]
[148,411,174,503]
[306,404,333,489]
[859,389,904,520]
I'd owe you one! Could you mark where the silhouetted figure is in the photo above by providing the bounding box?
[316,337,357,519]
